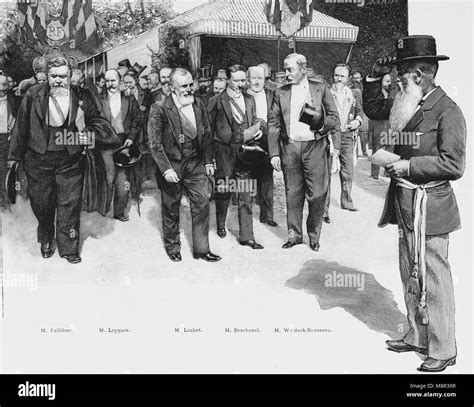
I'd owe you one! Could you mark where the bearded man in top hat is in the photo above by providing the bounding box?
[147,68,221,263]
[7,55,114,264]
[363,35,466,372]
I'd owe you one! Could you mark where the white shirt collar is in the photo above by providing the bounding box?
[422,87,437,102]
[292,76,309,88]
[227,86,243,99]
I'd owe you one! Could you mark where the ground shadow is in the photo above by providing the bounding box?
[286,259,408,339]
[79,211,116,252]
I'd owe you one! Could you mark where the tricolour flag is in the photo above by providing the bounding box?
[266,0,314,36]
[16,0,100,59]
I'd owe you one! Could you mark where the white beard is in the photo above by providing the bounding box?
[50,86,70,97]
[334,82,345,92]
[389,77,423,132]
[179,94,194,107]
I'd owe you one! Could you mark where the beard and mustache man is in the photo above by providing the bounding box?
[8,56,114,264]
[147,68,220,263]
[389,74,424,133]
[363,35,466,373]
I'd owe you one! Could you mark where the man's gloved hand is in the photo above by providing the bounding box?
[7,160,18,169]
[164,169,180,183]
[271,156,281,172]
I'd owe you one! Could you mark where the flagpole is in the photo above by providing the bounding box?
[277,34,281,72]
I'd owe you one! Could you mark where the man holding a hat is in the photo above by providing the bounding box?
[100,69,142,221]
[268,53,339,252]
[363,35,466,372]
[208,64,266,250]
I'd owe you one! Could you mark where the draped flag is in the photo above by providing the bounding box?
[266,0,314,37]
[16,0,100,59]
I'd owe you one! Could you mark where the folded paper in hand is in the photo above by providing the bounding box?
[243,122,262,144]
[368,149,401,167]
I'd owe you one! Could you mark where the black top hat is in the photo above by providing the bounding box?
[394,35,449,63]
[5,163,18,204]
[117,59,132,68]
[113,144,142,168]
[132,63,147,76]
[198,66,211,81]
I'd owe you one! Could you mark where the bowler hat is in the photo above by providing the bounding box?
[394,35,449,63]
[113,144,142,168]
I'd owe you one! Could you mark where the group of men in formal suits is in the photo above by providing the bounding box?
[2,33,466,373]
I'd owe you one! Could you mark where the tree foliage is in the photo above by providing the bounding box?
[94,0,176,48]
[315,0,408,75]
[152,26,190,72]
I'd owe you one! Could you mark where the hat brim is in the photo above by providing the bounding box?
[394,55,450,63]
[113,145,142,168]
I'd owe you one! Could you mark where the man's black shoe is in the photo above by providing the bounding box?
[386,339,427,354]
[61,255,81,264]
[217,228,227,238]
[417,357,456,372]
[194,252,221,262]
[323,215,331,224]
[240,240,264,249]
[310,242,320,251]
[168,253,182,262]
[114,215,129,222]
[41,242,55,259]
[282,241,302,249]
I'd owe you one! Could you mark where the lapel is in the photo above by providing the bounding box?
[280,86,291,130]
[121,92,129,122]
[192,101,203,145]
[34,85,48,122]
[164,95,183,149]
[68,88,79,127]
[220,91,233,125]
[403,86,444,132]
[7,93,15,117]
[137,87,144,105]
[34,85,49,135]
[265,88,274,109]
[101,92,112,122]
[243,94,253,127]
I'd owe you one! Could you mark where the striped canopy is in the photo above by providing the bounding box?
[162,0,358,43]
